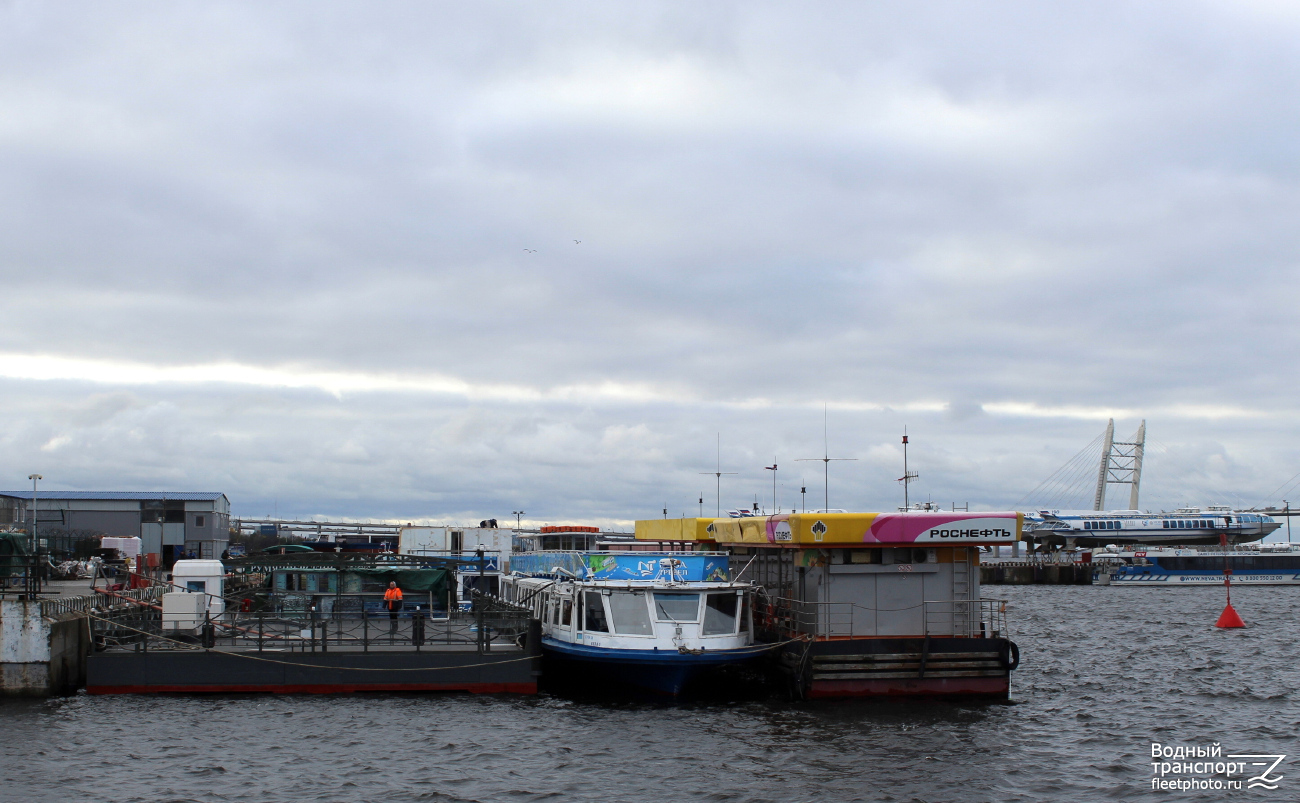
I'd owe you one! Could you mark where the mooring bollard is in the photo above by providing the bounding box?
[413,610,425,650]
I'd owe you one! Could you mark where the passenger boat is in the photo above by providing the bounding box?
[502,551,765,695]
[1023,506,1280,547]
[1094,543,1300,585]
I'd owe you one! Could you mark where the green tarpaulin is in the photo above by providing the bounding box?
[0,533,31,579]
[350,568,449,595]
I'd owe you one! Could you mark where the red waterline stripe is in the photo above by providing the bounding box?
[86,682,537,695]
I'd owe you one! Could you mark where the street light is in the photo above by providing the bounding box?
[512,511,525,530]
[764,461,778,516]
[27,474,42,553]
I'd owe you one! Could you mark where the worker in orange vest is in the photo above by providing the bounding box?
[384,581,404,638]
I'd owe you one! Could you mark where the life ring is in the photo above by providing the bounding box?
[1000,640,1020,671]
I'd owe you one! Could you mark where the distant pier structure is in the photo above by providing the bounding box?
[1093,419,1146,510]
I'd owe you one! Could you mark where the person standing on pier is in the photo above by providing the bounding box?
[384,581,404,639]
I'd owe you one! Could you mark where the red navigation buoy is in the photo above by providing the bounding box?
[1216,602,1246,628]
[1214,533,1245,628]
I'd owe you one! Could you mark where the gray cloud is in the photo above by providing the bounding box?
[2,2,1299,527]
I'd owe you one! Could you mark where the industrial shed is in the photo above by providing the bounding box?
[0,491,230,563]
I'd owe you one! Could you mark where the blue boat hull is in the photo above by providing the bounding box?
[541,637,763,696]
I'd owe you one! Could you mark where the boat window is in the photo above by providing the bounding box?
[582,591,609,632]
[702,593,739,635]
[608,591,654,635]
[653,593,700,622]
[561,599,572,626]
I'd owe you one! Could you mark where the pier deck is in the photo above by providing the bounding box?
[85,592,542,695]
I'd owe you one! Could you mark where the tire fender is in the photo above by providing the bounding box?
[1000,640,1020,671]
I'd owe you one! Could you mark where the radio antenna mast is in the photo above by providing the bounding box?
[699,433,737,517]
[898,427,919,509]
[797,405,857,512]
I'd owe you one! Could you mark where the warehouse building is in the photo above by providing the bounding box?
[0,491,230,564]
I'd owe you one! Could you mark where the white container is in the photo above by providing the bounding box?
[161,591,206,631]
[170,559,226,616]
[101,536,142,559]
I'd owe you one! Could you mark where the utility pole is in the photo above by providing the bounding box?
[898,429,918,510]
[797,406,857,513]
[699,433,737,517]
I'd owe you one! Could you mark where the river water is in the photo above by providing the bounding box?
[2,585,1297,802]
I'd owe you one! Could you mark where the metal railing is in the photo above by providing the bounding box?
[40,586,164,618]
[759,595,1009,640]
[0,553,44,598]
[923,598,1008,638]
[89,588,533,655]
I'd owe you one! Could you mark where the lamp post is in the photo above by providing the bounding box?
[512,511,524,530]
[764,462,778,516]
[698,494,703,518]
[27,474,42,553]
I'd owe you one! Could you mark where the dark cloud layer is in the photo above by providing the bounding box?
[2,2,1299,526]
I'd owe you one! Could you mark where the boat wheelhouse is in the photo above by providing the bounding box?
[641,511,1023,699]
[502,551,763,695]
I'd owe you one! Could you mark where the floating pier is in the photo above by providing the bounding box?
[980,562,1093,585]
[84,588,540,695]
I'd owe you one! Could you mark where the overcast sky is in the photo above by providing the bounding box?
[2,2,1299,530]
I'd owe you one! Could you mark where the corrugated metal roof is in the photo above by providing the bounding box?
[0,491,227,501]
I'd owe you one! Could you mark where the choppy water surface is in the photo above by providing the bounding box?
[3,586,1298,802]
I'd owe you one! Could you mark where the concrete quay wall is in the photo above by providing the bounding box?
[1,600,90,696]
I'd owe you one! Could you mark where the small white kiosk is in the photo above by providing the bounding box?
[169,559,226,617]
